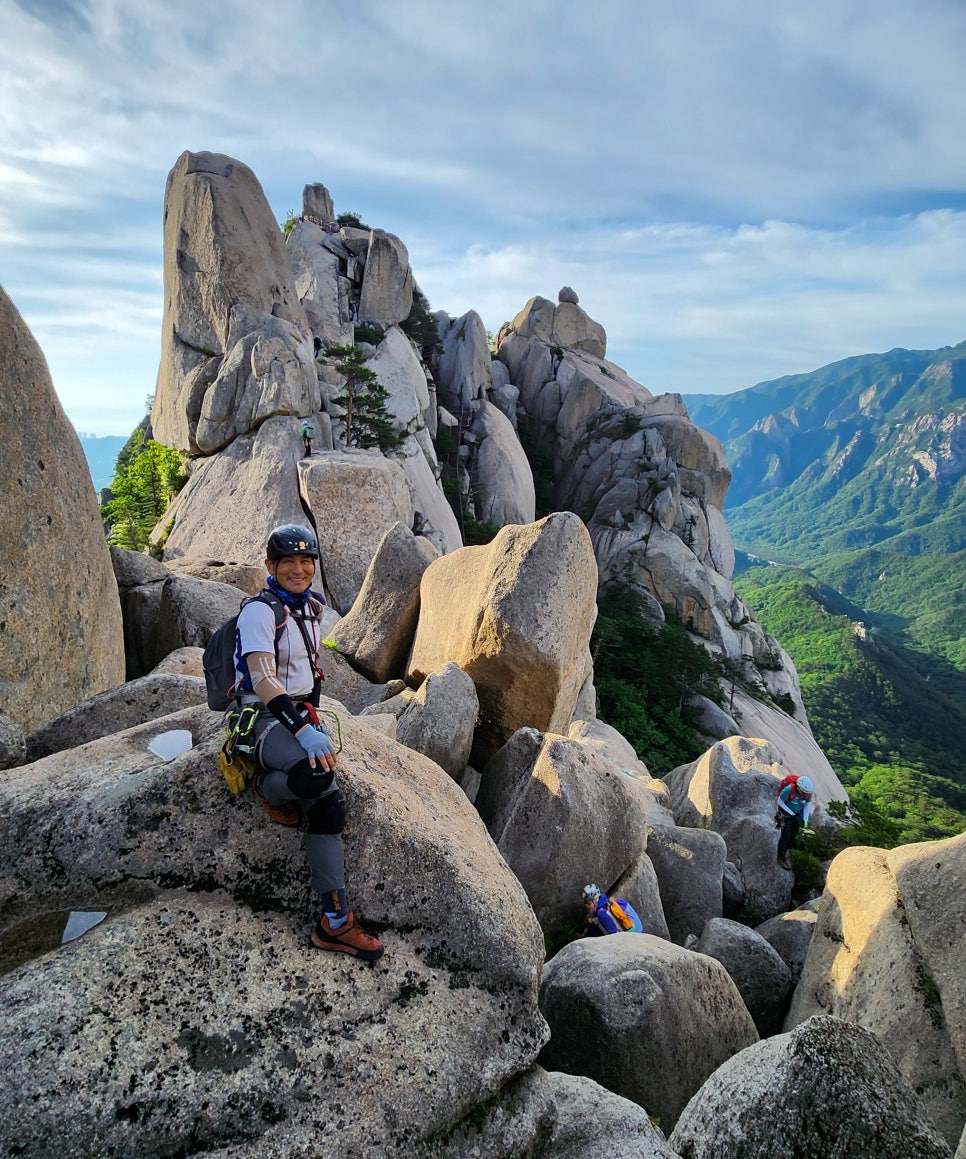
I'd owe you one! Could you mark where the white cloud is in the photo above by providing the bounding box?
[3,0,966,431]
[412,210,966,393]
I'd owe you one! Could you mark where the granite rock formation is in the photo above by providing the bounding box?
[0,285,124,732]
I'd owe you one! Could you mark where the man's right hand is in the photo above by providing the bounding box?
[296,725,337,770]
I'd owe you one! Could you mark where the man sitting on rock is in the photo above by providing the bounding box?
[234,522,384,962]
[580,883,643,935]
[775,775,814,870]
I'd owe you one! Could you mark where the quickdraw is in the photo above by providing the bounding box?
[219,706,260,795]
[300,702,343,754]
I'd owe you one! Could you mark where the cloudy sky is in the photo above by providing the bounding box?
[5,0,966,435]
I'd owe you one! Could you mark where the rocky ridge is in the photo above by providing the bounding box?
[0,151,960,1157]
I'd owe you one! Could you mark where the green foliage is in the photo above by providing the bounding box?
[517,416,556,519]
[337,210,369,229]
[591,587,727,775]
[280,210,299,237]
[788,847,824,892]
[685,341,966,686]
[461,507,501,546]
[735,562,966,844]
[432,428,502,546]
[400,289,442,361]
[324,344,405,453]
[102,429,188,552]
[733,903,767,928]
[544,922,583,961]
[353,322,385,346]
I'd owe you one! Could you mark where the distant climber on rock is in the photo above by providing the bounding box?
[300,419,313,458]
[580,883,643,936]
[775,775,814,870]
[234,523,384,961]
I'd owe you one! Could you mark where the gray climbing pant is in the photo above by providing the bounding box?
[254,714,346,904]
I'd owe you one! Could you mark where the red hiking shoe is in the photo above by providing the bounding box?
[253,776,300,827]
[310,913,384,961]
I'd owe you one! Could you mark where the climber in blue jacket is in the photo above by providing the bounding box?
[776,775,814,870]
[580,884,644,936]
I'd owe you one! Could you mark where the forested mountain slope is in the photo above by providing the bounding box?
[734,558,966,843]
[685,341,966,671]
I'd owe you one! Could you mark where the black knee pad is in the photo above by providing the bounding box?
[306,789,346,835]
[286,759,334,800]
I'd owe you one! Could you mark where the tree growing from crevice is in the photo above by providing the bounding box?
[324,344,405,452]
[401,287,442,362]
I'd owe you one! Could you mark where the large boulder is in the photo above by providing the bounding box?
[786,834,966,1149]
[663,736,798,919]
[157,415,307,567]
[755,906,817,986]
[149,646,205,678]
[567,717,651,779]
[408,513,598,760]
[669,1016,953,1159]
[541,1070,679,1158]
[470,400,536,527]
[395,435,464,555]
[435,309,493,410]
[154,574,249,663]
[301,181,334,222]
[0,700,549,1156]
[477,732,652,937]
[364,325,432,434]
[110,547,171,678]
[330,522,438,682]
[191,304,319,454]
[0,285,124,732]
[551,300,607,358]
[164,557,266,596]
[285,219,353,348]
[297,448,415,613]
[646,823,726,945]
[152,151,314,454]
[693,917,793,1037]
[358,229,414,325]
[24,673,207,760]
[395,661,479,781]
[539,935,758,1131]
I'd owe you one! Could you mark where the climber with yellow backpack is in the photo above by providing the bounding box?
[580,883,644,936]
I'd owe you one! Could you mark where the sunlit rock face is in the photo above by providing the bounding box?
[152,150,316,456]
[786,832,966,1150]
[0,284,124,732]
[494,290,828,763]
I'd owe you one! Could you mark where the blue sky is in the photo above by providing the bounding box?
[5,0,966,435]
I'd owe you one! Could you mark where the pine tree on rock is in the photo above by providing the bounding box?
[325,344,405,453]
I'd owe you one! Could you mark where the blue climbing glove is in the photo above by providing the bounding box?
[296,725,335,762]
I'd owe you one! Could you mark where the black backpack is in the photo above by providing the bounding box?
[202,593,287,712]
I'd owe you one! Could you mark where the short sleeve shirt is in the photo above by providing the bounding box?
[235,596,323,700]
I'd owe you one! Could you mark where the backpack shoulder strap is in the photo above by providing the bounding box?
[238,592,288,664]
[250,591,288,632]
